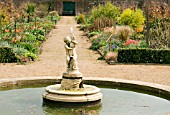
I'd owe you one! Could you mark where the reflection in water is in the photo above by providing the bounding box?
[43,101,101,115]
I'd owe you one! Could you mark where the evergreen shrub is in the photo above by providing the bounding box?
[0,47,18,63]
[118,49,170,64]
[118,8,145,28]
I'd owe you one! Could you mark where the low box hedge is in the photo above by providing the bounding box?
[118,48,170,64]
[0,47,18,63]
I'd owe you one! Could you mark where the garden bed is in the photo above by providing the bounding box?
[0,2,60,63]
[76,1,170,65]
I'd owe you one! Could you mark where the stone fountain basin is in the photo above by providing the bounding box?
[43,84,102,102]
[45,84,100,95]
[0,77,170,115]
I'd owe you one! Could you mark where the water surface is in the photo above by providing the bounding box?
[0,87,170,115]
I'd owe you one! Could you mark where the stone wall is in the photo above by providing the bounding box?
[76,2,84,15]
[56,2,63,15]
[10,0,170,16]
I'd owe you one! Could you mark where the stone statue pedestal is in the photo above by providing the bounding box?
[61,68,83,90]
[63,68,82,77]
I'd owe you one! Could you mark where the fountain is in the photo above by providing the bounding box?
[0,28,169,115]
[42,28,102,105]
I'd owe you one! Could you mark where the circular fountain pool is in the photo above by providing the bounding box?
[0,85,170,115]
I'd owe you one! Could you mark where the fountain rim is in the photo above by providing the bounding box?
[45,84,101,95]
[0,76,169,99]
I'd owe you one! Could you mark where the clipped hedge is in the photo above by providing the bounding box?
[0,47,18,63]
[118,49,170,64]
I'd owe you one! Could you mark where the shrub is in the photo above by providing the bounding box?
[90,2,120,22]
[146,1,170,49]
[149,18,169,49]
[13,47,37,62]
[0,9,10,26]
[118,49,170,64]
[0,47,18,63]
[88,2,120,31]
[118,8,145,28]
[76,14,87,24]
[20,42,38,54]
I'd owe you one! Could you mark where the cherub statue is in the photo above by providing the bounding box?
[61,28,83,90]
[64,28,78,70]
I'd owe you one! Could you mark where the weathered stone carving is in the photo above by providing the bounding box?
[61,27,83,90]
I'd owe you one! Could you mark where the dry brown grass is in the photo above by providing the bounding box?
[105,51,118,63]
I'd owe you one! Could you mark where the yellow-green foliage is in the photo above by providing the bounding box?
[76,14,86,24]
[118,8,145,28]
[90,2,120,22]
[0,9,10,26]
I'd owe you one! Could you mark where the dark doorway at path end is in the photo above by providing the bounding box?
[62,2,75,16]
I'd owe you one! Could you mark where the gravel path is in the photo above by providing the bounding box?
[0,16,170,86]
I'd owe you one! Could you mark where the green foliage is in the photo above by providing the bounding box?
[25,2,36,16]
[13,47,28,57]
[90,32,110,50]
[0,41,10,47]
[87,31,101,38]
[118,49,170,64]
[22,33,37,42]
[131,33,144,40]
[0,2,61,63]
[30,28,45,36]
[0,47,18,63]
[138,41,147,48]
[19,42,38,54]
[37,34,46,41]
[118,8,145,28]
[48,11,60,22]
[42,21,55,33]
[75,14,87,24]
[90,2,120,22]
[13,47,37,61]
[25,2,36,23]
[0,16,57,63]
